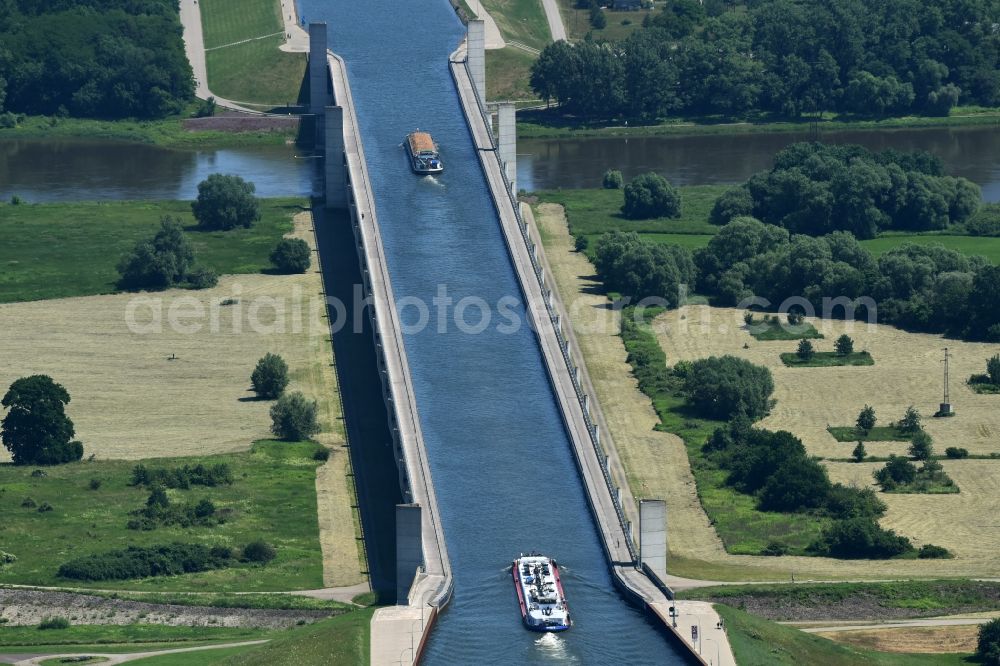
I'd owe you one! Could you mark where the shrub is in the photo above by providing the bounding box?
[757,456,830,512]
[270,238,312,274]
[192,174,260,230]
[856,405,876,434]
[313,448,331,461]
[38,616,70,630]
[835,334,854,355]
[270,392,320,441]
[760,541,787,556]
[989,354,1000,385]
[683,356,774,421]
[117,217,195,291]
[0,551,16,565]
[899,405,922,433]
[874,455,918,490]
[918,544,952,559]
[89,478,102,490]
[810,516,913,558]
[825,484,886,519]
[978,618,1000,666]
[796,339,815,360]
[908,429,934,461]
[21,497,36,508]
[31,469,47,478]
[37,502,53,513]
[602,169,624,189]
[195,96,216,118]
[242,539,277,564]
[621,172,681,220]
[187,265,218,290]
[130,463,233,489]
[574,234,589,252]
[251,353,290,400]
[852,441,867,462]
[945,447,969,459]
[9,193,23,205]
[58,543,234,581]
[709,186,754,225]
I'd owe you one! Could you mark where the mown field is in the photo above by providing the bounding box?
[0,441,325,591]
[0,198,305,303]
[199,0,305,106]
[478,0,551,50]
[486,47,537,102]
[716,605,973,665]
[533,187,1000,265]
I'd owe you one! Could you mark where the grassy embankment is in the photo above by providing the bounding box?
[533,187,1000,264]
[0,198,304,303]
[781,351,875,367]
[519,105,1000,138]
[0,112,295,149]
[681,579,1000,617]
[0,625,274,653]
[0,440,326,591]
[716,604,973,665]
[200,0,306,108]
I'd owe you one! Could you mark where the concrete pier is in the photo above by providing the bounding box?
[467,20,486,102]
[323,48,452,666]
[497,102,517,193]
[309,22,330,146]
[324,106,347,208]
[640,499,667,577]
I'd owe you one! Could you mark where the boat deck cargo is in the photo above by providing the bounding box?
[405,131,443,174]
[512,554,571,632]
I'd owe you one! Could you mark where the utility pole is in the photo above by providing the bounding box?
[939,347,954,416]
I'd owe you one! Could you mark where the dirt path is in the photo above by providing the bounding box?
[534,202,1000,580]
[540,0,567,41]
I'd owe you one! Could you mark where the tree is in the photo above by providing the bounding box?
[683,355,774,421]
[709,187,754,226]
[909,430,933,461]
[835,334,854,355]
[589,4,606,29]
[270,238,311,274]
[621,173,681,220]
[270,392,319,441]
[811,516,913,558]
[978,617,1000,666]
[251,353,289,400]
[899,406,922,434]
[988,354,1000,386]
[1,376,83,465]
[602,169,624,189]
[191,174,260,230]
[117,217,194,290]
[757,456,830,512]
[852,441,866,462]
[874,455,917,490]
[796,339,814,361]
[856,405,876,434]
[241,539,276,564]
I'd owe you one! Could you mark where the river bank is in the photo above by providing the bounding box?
[519,106,1000,140]
[0,112,299,150]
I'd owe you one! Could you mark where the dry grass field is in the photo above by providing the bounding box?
[816,625,980,654]
[535,202,1000,579]
[0,213,364,588]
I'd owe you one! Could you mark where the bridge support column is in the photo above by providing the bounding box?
[639,499,667,575]
[309,22,330,146]
[396,503,424,604]
[498,102,517,192]
[325,106,347,208]
[468,20,486,103]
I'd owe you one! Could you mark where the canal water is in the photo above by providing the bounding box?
[518,125,1000,201]
[298,0,686,663]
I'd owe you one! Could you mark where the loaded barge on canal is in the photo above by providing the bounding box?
[512,554,571,632]
[405,131,443,174]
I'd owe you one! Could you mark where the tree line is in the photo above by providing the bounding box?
[0,0,194,119]
[530,0,1000,120]
[711,143,981,238]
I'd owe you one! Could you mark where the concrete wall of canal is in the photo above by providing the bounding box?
[307,26,453,664]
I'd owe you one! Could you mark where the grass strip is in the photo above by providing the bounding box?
[780,351,874,367]
[827,426,912,442]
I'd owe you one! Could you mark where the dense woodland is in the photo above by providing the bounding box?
[532,0,1000,120]
[0,0,193,119]
[591,144,1000,341]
